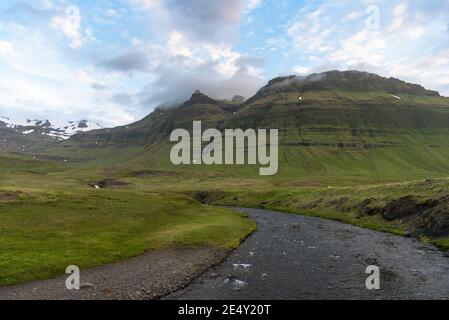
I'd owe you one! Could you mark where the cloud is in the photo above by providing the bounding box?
[91,83,108,91]
[329,30,387,66]
[112,93,136,106]
[51,6,93,48]
[3,2,54,22]
[293,66,310,75]
[129,0,250,44]
[285,0,449,96]
[246,0,263,11]
[99,15,265,105]
[138,56,265,107]
[106,9,119,17]
[0,1,266,127]
[167,31,194,58]
[344,11,364,21]
[0,17,138,127]
[100,49,150,72]
[0,41,14,55]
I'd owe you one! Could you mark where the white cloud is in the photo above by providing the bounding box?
[51,7,93,49]
[393,3,408,16]
[344,11,363,21]
[106,9,118,17]
[285,0,449,96]
[0,41,14,55]
[0,20,135,126]
[246,0,262,11]
[407,26,425,40]
[76,70,94,84]
[293,66,310,75]
[329,30,387,66]
[167,32,193,58]
[41,0,54,10]
[128,0,247,44]
[101,0,265,105]
[3,1,264,126]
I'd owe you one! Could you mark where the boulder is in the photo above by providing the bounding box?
[194,191,212,204]
[358,198,381,216]
[382,197,417,221]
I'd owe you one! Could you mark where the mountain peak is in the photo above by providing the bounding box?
[267,75,297,87]
[183,90,219,107]
[231,95,246,103]
[27,119,52,128]
[253,70,440,99]
[0,116,103,140]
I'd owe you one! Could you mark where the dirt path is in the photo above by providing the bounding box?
[167,208,449,300]
[0,247,226,300]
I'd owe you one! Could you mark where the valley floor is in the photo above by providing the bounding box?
[1,157,449,296]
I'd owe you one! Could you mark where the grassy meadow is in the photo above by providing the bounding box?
[0,159,256,286]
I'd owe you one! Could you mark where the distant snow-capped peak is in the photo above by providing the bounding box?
[63,119,103,136]
[0,116,18,129]
[0,116,103,140]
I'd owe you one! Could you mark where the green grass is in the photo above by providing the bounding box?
[428,237,449,250]
[0,153,63,173]
[205,188,406,236]
[0,189,255,286]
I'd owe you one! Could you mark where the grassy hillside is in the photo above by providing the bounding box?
[0,125,61,154]
[35,71,449,183]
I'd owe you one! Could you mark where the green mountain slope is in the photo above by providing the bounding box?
[20,70,449,181]
[0,125,59,154]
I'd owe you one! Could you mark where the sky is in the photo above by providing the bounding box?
[0,0,448,127]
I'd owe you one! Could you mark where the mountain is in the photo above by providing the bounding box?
[249,70,439,102]
[0,117,103,140]
[8,70,449,180]
[0,117,103,153]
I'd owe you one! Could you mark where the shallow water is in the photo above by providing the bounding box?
[167,207,449,300]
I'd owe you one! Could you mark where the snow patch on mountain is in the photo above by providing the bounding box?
[0,116,18,129]
[390,94,401,100]
[0,116,103,140]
